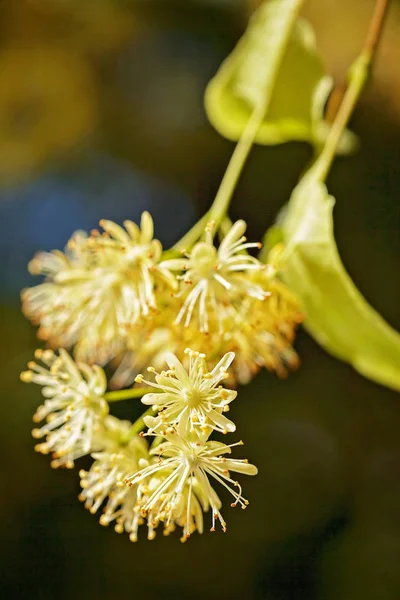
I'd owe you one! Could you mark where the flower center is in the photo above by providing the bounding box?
[191,243,218,279]
[184,388,204,408]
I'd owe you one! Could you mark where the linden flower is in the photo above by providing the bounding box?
[20,348,109,468]
[167,245,303,384]
[79,419,205,542]
[79,421,150,542]
[21,212,176,364]
[160,220,269,332]
[226,245,302,381]
[111,247,302,388]
[202,286,302,384]
[232,283,302,382]
[135,348,237,436]
[125,430,258,540]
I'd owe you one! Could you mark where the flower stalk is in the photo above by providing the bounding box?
[105,387,151,402]
[312,0,391,183]
[170,0,305,254]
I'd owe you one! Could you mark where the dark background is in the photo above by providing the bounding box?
[1,1,399,598]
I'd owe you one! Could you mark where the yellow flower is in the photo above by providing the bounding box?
[125,430,257,541]
[79,420,150,542]
[112,250,302,387]
[22,212,177,364]
[161,220,268,333]
[20,348,109,468]
[226,245,302,381]
[202,278,302,384]
[79,420,207,543]
[136,348,237,436]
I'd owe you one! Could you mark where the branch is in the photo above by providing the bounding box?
[315,0,391,181]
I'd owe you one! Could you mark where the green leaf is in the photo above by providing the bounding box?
[280,175,400,392]
[205,0,357,152]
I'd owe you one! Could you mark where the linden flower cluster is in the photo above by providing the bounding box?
[21,347,257,542]
[89,349,256,541]
[22,213,302,386]
[20,211,302,543]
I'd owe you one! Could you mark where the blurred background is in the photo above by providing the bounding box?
[1,0,399,598]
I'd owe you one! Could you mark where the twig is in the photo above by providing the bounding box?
[313,0,391,182]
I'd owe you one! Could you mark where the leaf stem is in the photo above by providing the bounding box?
[105,387,150,402]
[313,0,390,182]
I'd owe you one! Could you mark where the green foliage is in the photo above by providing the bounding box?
[280,174,400,392]
[205,0,357,152]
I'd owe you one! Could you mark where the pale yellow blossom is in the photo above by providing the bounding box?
[136,348,237,436]
[161,220,268,333]
[125,430,257,540]
[20,348,108,468]
[21,212,176,364]
[79,420,150,542]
